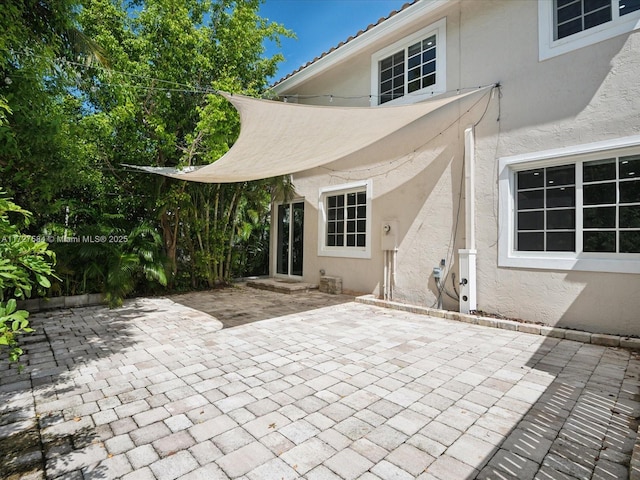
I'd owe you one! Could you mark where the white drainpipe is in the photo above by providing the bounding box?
[459,126,477,314]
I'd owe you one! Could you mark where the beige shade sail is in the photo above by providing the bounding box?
[128,86,493,183]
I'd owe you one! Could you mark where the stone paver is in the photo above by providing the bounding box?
[1,288,639,480]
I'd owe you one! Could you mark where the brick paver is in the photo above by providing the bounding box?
[1,288,639,479]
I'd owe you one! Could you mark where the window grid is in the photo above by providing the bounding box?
[583,155,640,253]
[555,0,640,40]
[326,190,367,248]
[378,35,437,105]
[515,156,640,254]
[516,165,576,252]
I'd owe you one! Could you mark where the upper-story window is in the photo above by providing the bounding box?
[540,0,640,60]
[371,19,446,106]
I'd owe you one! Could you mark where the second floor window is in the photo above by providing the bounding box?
[555,0,640,40]
[379,35,437,104]
[371,19,445,106]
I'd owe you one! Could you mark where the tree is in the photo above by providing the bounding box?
[0,189,56,362]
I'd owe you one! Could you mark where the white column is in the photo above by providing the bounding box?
[459,126,477,314]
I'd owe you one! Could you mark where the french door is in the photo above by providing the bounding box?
[276,201,304,277]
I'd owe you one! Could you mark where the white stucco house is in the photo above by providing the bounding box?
[265,0,640,336]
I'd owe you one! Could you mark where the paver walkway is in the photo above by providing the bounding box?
[1,290,639,479]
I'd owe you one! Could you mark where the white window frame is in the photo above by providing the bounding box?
[370,18,446,106]
[539,0,640,61]
[498,135,640,274]
[318,180,372,259]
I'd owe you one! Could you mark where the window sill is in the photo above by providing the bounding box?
[499,253,640,274]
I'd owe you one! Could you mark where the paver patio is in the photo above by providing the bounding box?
[1,287,639,479]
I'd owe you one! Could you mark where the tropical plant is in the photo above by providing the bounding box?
[0,189,56,362]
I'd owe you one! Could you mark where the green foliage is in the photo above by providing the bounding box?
[1,0,295,302]
[0,189,56,362]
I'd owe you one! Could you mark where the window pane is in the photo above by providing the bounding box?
[408,80,420,93]
[346,220,355,233]
[336,236,344,246]
[422,48,436,63]
[621,0,640,15]
[584,158,616,182]
[547,209,575,229]
[584,183,616,205]
[408,55,421,69]
[620,180,640,203]
[357,206,366,218]
[380,68,392,82]
[357,220,366,232]
[620,155,640,179]
[328,222,335,234]
[393,52,404,64]
[620,231,640,253]
[557,0,576,9]
[557,1,582,24]
[423,35,436,48]
[547,232,575,252]
[518,169,544,189]
[422,61,436,75]
[357,234,366,247]
[584,7,612,29]
[393,64,404,76]
[408,42,421,57]
[584,0,610,13]
[422,74,436,88]
[620,206,640,228]
[347,206,356,219]
[518,189,544,210]
[328,196,337,208]
[357,192,366,204]
[557,18,583,38]
[584,231,616,252]
[328,209,336,221]
[380,57,392,70]
[584,206,616,228]
[408,67,420,81]
[518,211,544,230]
[336,196,344,207]
[547,164,575,186]
[327,234,336,246]
[336,221,344,233]
[518,232,544,251]
[346,234,355,247]
[547,186,575,208]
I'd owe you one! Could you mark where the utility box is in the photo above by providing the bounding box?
[381,220,398,251]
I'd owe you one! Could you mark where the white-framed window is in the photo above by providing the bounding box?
[499,135,640,273]
[370,18,446,106]
[539,0,640,60]
[318,180,372,259]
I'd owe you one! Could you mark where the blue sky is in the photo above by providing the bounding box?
[260,0,409,81]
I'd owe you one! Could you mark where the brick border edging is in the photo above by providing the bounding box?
[355,295,640,350]
[17,293,105,313]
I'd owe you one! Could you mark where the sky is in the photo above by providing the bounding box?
[259,0,410,82]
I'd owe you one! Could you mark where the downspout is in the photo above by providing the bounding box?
[459,126,477,314]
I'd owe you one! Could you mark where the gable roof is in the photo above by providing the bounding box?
[272,1,419,87]
[271,0,453,93]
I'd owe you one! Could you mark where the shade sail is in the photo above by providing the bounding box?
[129,86,492,183]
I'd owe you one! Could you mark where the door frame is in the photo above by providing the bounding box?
[272,199,305,280]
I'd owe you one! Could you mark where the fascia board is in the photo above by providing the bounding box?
[272,0,453,94]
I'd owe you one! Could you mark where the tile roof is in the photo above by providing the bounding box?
[271,0,420,87]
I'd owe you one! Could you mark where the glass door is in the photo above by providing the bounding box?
[276,201,304,277]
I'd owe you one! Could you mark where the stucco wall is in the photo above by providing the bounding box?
[273,0,640,335]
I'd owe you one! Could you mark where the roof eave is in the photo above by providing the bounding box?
[271,0,454,95]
